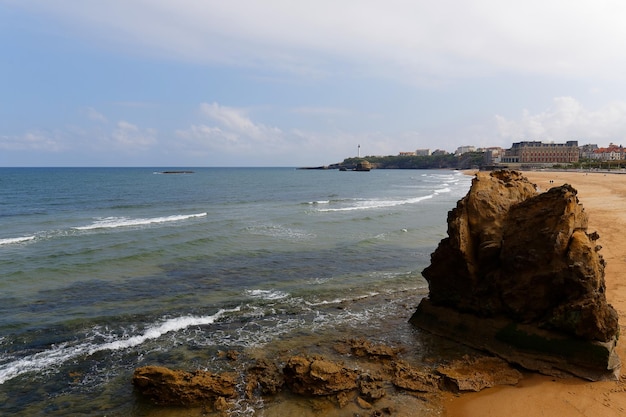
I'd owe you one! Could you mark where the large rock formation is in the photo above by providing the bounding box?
[410,170,620,380]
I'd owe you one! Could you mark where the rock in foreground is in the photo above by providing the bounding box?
[411,170,620,381]
[133,342,523,413]
[132,366,237,406]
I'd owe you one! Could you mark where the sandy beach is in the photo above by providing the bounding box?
[444,170,626,417]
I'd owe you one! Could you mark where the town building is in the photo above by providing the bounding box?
[483,147,504,165]
[590,143,624,161]
[398,149,432,156]
[455,145,476,155]
[500,141,580,165]
[579,144,599,159]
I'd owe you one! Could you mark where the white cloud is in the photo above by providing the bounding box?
[175,102,379,163]
[175,124,239,152]
[495,97,626,143]
[85,107,108,123]
[0,130,63,152]
[11,0,626,83]
[111,121,157,149]
[199,102,282,140]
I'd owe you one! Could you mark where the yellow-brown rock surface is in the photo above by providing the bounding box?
[412,170,620,380]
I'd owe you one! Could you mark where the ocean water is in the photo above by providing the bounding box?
[0,167,472,416]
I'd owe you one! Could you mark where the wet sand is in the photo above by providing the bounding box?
[444,170,626,417]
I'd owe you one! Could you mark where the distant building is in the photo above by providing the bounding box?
[579,144,599,159]
[501,141,579,165]
[590,143,624,161]
[431,149,448,156]
[483,147,503,165]
[455,145,476,155]
[398,149,431,156]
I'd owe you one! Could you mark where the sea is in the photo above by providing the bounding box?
[0,167,473,416]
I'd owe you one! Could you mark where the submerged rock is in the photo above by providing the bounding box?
[411,170,620,380]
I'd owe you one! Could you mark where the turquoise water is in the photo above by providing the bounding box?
[0,167,472,416]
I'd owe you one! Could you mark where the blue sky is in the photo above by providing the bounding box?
[3,1,626,167]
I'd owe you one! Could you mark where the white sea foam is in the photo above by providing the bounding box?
[305,292,380,306]
[245,224,315,240]
[73,212,207,230]
[0,307,240,385]
[316,194,436,212]
[0,236,36,246]
[245,289,289,300]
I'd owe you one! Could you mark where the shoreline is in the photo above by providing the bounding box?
[443,170,626,417]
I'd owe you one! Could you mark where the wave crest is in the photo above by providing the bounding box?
[0,306,240,385]
[74,213,207,230]
[0,236,36,246]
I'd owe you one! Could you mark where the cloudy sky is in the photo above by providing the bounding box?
[3,1,626,166]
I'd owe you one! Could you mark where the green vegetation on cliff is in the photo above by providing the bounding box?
[333,152,485,170]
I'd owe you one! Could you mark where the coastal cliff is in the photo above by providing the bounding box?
[410,170,620,380]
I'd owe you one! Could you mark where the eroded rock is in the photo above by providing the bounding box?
[245,358,284,398]
[132,365,237,406]
[391,361,441,393]
[411,170,620,380]
[283,356,358,396]
[358,373,386,401]
[335,338,401,360]
[437,356,523,392]
[134,347,527,412]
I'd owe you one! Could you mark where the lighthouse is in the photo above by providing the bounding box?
[358,144,361,158]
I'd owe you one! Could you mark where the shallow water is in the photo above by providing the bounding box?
[0,167,472,416]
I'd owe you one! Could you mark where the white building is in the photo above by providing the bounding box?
[455,146,476,155]
[591,144,624,161]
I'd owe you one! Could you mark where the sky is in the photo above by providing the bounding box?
[3,1,626,167]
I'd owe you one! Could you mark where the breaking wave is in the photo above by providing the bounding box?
[73,213,207,230]
[0,236,36,246]
[0,307,239,385]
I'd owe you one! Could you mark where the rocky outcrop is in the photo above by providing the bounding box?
[391,361,441,392]
[334,338,402,359]
[437,356,523,392]
[133,342,523,412]
[411,170,620,380]
[245,358,284,398]
[283,356,359,396]
[132,366,237,406]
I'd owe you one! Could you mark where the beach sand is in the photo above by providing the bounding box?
[444,170,626,417]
